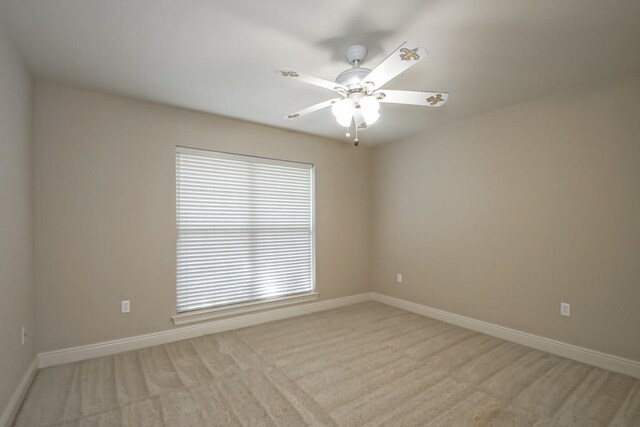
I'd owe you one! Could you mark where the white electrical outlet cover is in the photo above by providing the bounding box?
[560,302,571,317]
[396,273,403,283]
[121,300,130,313]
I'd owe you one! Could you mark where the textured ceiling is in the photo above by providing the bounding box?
[1,0,639,145]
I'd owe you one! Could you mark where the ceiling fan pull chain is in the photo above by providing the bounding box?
[354,120,359,147]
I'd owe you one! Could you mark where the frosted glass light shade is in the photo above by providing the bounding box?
[361,109,380,125]
[359,96,380,125]
[331,99,354,127]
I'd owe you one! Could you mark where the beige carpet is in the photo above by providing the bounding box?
[14,301,640,426]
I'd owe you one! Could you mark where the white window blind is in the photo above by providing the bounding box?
[175,147,314,313]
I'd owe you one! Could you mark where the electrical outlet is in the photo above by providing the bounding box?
[560,302,571,317]
[396,273,403,283]
[21,326,26,345]
[121,300,130,313]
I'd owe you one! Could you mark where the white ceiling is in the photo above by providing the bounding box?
[1,0,639,145]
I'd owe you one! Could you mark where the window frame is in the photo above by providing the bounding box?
[172,146,317,325]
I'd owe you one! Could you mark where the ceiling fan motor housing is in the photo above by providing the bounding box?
[335,45,372,87]
[335,67,372,87]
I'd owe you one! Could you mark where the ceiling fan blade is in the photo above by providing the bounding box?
[277,69,347,93]
[284,98,342,120]
[376,90,449,107]
[363,42,428,90]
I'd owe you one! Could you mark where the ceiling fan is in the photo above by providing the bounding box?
[278,42,448,146]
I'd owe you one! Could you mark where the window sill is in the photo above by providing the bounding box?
[172,292,319,326]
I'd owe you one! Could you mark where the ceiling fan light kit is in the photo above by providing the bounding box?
[278,41,449,146]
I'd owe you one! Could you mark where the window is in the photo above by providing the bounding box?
[175,147,315,317]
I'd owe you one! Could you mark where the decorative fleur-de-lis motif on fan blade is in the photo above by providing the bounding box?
[287,113,299,119]
[281,71,299,77]
[358,122,368,129]
[426,94,443,105]
[399,48,420,61]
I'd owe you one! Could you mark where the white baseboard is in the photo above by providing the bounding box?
[37,291,640,380]
[38,292,372,368]
[372,292,640,379]
[0,357,38,427]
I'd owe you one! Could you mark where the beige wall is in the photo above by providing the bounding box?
[31,75,640,362]
[0,26,35,415]
[34,83,371,352]
[371,75,640,361]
